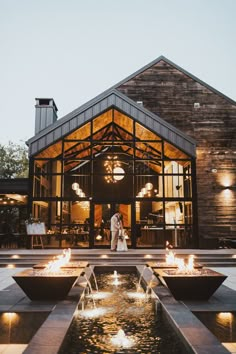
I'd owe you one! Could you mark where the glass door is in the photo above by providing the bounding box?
[93,203,131,248]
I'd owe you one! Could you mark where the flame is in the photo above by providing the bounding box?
[186,255,194,272]
[165,248,195,273]
[45,248,71,272]
[176,255,195,274]
[165,251,176,265]
[175,258,185,271]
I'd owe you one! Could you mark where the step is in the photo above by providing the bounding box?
[1,259,236,268]
[0,252,236,268]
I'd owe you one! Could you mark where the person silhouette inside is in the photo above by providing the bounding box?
[110,211,123,251]
[116,214,128,252]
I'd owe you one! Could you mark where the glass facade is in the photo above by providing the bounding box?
[0,194,28,248]
[29,108,195,248]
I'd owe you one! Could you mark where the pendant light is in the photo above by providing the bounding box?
[75,188,82,195]
[145,182,153,191]
[72,182,79,190]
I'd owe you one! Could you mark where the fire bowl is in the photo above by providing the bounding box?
[33,261,89,269]
[155,268,227,300]
[13,268,83,301]
[147,261,203,269]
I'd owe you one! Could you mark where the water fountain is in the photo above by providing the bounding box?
[88,265,99,292]
[110,328,135,348]
[59,268,184,353]
[12,249,86,301]
[137,265,154,291]
[145,273,158,298]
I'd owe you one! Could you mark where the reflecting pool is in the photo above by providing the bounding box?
[60,270,184,353]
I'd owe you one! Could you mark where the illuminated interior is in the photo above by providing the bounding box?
[30,108,194,248]
[0,194,28,235]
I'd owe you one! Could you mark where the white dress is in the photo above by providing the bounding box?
[117,230,128,252]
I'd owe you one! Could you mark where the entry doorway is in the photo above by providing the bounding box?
[92,203,132,248]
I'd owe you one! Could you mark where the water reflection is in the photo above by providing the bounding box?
[60,271,184,353]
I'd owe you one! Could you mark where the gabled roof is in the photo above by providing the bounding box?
[113,55,236,105]
[27,88,196,157]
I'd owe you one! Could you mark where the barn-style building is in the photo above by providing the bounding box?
[1,56,235,249]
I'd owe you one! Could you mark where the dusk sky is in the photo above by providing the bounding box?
[1,0,235,145]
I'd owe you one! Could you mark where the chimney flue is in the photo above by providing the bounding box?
[35,98,58,134]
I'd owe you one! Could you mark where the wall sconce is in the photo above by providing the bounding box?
[223,185,236,190]
[205,168,218,173]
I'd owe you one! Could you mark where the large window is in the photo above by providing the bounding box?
[30,108,194,248]
[0,194,28,247]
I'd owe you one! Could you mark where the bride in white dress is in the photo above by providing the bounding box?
[117,229,128,252]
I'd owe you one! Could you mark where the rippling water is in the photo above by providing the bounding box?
[60,271,184,353]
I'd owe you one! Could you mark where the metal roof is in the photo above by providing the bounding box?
[27,89,196,158]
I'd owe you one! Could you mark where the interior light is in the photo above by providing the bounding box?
[75,188,82,195]
[72,182,79,190]
[145,183,153,191]
[113,167,125,181]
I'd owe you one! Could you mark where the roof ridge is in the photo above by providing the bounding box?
[112,55,236,105]
[27,89,196,157]
[28,55,235,145]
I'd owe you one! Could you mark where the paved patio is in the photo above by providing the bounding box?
[0,249,236,354]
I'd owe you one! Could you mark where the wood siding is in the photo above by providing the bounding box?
[117,60,236,246]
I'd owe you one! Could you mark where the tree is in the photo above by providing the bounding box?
[0,141,29,178]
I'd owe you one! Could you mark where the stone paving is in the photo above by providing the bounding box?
[140,265,236,354]
[0,250,236,354]
[0,266,90,354]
